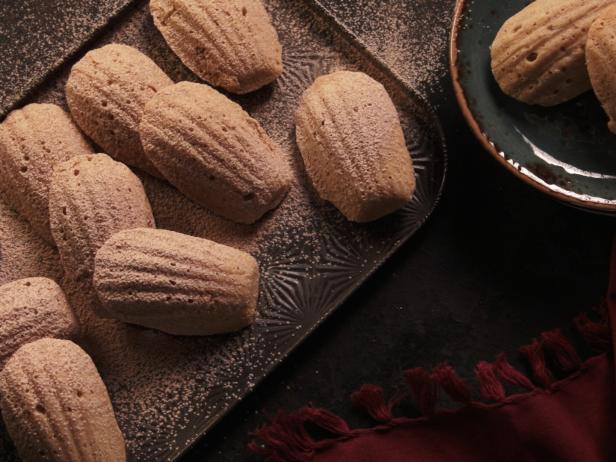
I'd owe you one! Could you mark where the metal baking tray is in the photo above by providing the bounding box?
[0,0,446,459]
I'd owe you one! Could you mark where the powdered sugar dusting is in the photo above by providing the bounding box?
[0,0,133,115]
[321,0,450,99]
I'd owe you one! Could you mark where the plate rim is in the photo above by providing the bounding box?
[449,0,616,213]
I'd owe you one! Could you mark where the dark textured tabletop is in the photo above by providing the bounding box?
[0,0,613,461]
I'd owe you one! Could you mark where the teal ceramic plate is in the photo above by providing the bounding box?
[451,0,616,213]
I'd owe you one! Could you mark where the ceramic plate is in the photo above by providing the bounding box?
[451,0,616,213]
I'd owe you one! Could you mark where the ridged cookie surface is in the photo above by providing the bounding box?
[0,339,126,462]
[48,154,155,289]
[150,0,282,94]
[66,44,173,176]
[93,228,259,335]
[0,277,78,367]
[140,81,290,223]
[587,5,616,133]
[295,71,415,222]
[491,0,615,106]
[0,103,93,243]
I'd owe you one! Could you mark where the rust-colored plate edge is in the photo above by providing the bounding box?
[449,0,616,213]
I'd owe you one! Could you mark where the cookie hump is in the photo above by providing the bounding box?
[587,5,616,133]
[490,0,615,106]
[0,277,78,367]
[0,339,126,462]
[48,154,155,286]
[94,228,259,335]
[150,0,282,94]
[66,44,173,176]
[295,71,415,222]
[0,103,94,243]
[140,81,290,223]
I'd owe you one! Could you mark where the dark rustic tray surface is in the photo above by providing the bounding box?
[0,0,445,460]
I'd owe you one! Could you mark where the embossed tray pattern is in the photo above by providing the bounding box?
[3,0,446,460]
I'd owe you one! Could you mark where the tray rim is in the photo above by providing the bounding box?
[449,0,616,213]
[1,0,448,459]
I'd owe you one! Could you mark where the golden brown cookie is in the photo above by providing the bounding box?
[0,103,93,243]
[587,5,616,133]
[0,277,78,367]
[295,70,415,222]
[66,44,173,176]
[0,338,126,462]
[149,0,282,94]
[93,228,258,335]
[140,81,290,223]
[490,0,615,106]
[48,154,155,292]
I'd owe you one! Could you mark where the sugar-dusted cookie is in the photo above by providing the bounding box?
[0,103,93,242]
[140,81,290,223]
[48,154,155,289]
[491,0,614,106]
[0,339,126,462]
[94,228,259,335]
[295,71,415,222]
[0,277,78,367]
[587,5,616,133]
[150,0,282,94]
[66,44,173,176]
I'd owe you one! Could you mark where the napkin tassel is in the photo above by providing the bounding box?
[431,363,472,404]
[493,354,534,391]
[351,384,395,423]
[575,312,611,350]
[404,367,437,415]
[249,407,352,462]
[541,329,582,373]
[475,361,506,401]
[519,339,553,388]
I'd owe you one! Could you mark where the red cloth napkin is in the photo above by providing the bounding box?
[251,239,616,462]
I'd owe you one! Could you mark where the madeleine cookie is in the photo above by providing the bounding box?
[0,104,93,243]
[491,0,614,106]
[140,81,290,223]
[0,339,126,462]
[295,71,415,222]
[587,6,616,133]
[150,0,282,94]
[0,278,78,367]
[48,154,155,288]
[66,44,173,176]
[94,228,259,335]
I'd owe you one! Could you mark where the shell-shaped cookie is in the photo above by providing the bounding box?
[150,0,282,94]
[295,71,415,222]
[490,0,615,106]
[48,154,155,288]
[0,338,126,462]
[66,44,173,176]
[0,277,78,368]
[587,5,616,133]
[93,228,259,335]
[140,81,290,223]
[0,103,94,243]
